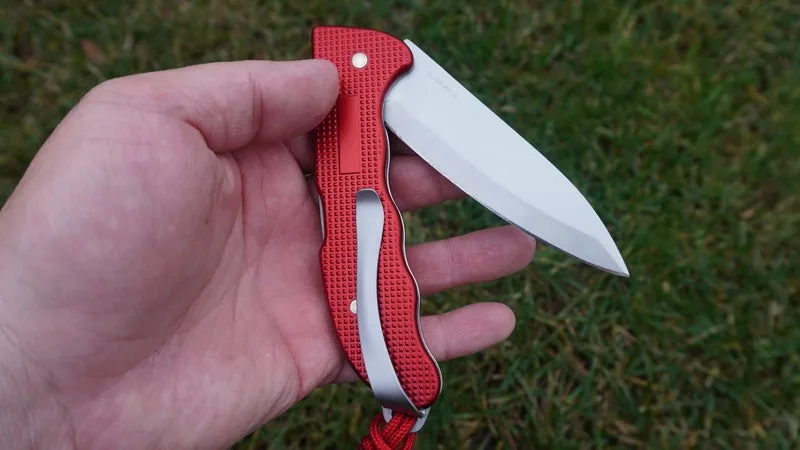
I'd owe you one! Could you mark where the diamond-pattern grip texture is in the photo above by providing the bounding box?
[312,26,441,409]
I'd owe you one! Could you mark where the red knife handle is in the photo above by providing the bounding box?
[312,26,441,409]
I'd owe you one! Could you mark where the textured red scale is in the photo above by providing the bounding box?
[312,26,441,409]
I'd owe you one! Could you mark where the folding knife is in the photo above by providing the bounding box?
[311,26,628,439]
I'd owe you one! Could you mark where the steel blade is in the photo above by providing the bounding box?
[384,39,628,276]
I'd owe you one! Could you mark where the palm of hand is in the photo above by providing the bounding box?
[0,60,534,449]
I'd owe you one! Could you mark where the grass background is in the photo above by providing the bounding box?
[2,0,799,448]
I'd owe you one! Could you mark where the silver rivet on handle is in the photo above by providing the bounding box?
[352,52,368,69]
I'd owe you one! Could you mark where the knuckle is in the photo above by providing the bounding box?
[81,76,134,105]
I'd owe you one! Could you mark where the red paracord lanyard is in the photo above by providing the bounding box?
[359,412,418,450]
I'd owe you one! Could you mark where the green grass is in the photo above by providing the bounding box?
[2,0,799,448]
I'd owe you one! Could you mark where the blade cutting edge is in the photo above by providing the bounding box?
[384,39,629,277]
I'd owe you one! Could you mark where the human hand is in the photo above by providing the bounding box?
[0,59,535,449]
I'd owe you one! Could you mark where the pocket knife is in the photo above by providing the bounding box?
[311,26,628,441]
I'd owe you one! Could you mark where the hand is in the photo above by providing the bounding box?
[0,59,535,449]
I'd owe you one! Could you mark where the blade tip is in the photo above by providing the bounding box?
[600,244,629,277]
[611,254,630,278]
[598,261,629,277]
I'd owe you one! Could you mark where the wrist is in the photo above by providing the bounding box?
[0,319,75,449]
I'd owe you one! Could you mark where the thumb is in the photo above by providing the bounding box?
[84,59,339,152]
